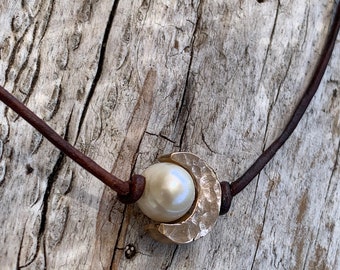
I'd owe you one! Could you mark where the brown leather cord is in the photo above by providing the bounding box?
[0,85,145,203]
[220,3,340,214]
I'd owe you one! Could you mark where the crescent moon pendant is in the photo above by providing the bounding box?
[144,152,221,244]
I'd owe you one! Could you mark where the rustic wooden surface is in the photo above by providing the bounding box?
[0,0,339,269]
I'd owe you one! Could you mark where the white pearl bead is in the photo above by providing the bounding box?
[137,162,196,222]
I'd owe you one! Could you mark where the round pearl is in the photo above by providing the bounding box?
[137,162,196,222]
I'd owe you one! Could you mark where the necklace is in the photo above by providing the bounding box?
[0,2,339,247]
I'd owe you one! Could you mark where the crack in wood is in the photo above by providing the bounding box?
[18,111,73,268]
[145,131,176,144]
[13,25,38,89]
[28,55,41,101]
[257,0,280,87]
[18,152,65,268]
[45,83,63,121]
[328,139,340,187]
[176,1,203,150]
[250,45,294,217]
[5,27,31,84]
[110,206,128,269]
[37,0,55,44]
[250,181,274,270]
[164,245,179,270]
[16,219,27,269]
[300,3,310,49]
[75,0,121,142]
[273,53,294,106]
[201,131,218,154]
[5,0,53,90]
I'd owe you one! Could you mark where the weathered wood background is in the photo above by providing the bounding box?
[0,0,339,269]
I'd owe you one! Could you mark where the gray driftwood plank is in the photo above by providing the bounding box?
[0,1,339,269]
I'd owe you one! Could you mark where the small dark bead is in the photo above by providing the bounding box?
[219,181,233,215]
[125,244,137,259]
[117,174,146,204]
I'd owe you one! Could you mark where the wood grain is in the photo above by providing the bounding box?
[0,0,339,269]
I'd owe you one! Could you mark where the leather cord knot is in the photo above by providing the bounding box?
[117,174,146,204]
[219,181,233,215]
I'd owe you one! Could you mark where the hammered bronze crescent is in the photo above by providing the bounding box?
[145,152,222,244]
